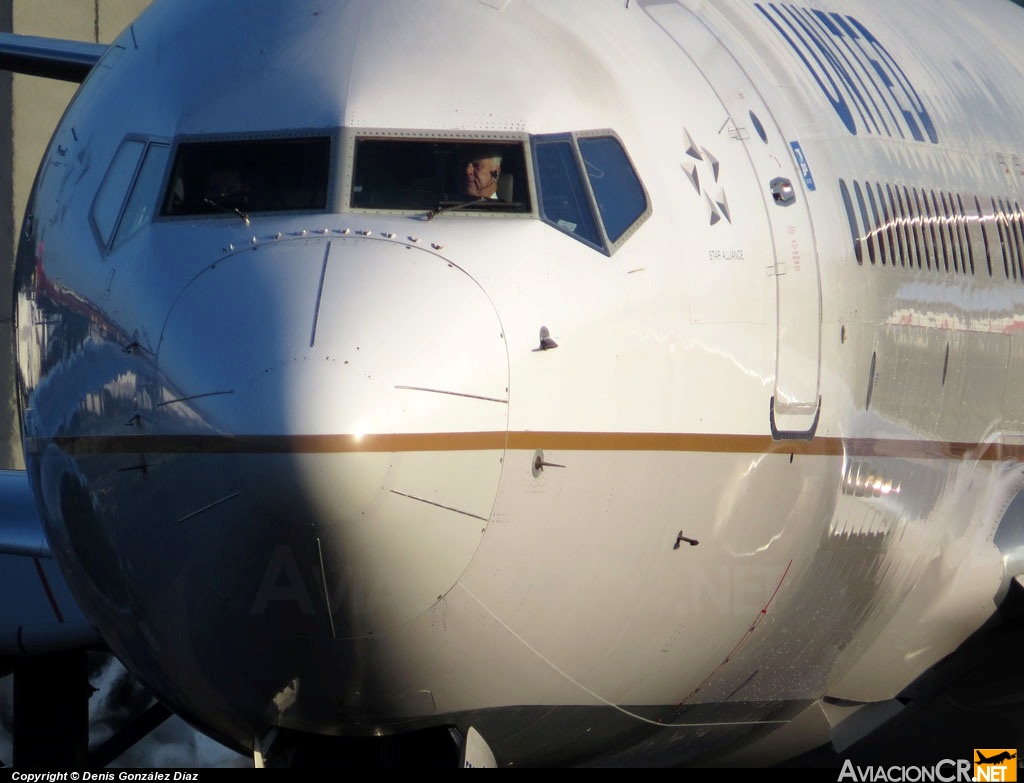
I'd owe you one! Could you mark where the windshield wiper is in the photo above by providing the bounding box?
[425,197,490,220]
[425,198,524,220]
[203,197,251,226]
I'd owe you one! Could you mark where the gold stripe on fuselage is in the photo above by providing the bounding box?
[45,431,1024,461]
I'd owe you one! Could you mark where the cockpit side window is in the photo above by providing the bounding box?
[533,137,602,250]
[162,137,331,217]
[350,138,531,214]
[91,138,171,253]
[113,143,170,249]
[92,139,145,246]
[578,136,648,243]
[532,130,649,255]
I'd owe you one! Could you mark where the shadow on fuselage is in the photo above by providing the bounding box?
[780,583,1024,768]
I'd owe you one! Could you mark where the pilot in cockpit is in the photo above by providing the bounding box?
[458,151,503,200]
[204,167,250,208]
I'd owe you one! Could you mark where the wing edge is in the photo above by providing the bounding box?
[0,32,106,82]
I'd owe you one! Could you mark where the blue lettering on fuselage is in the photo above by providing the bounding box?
[755,4,938,144]
[790,141,816,190]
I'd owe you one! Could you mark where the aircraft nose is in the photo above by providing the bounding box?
[154,234,509,638]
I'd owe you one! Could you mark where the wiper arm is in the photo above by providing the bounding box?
[425,197,490,220]
[203,197,251,226]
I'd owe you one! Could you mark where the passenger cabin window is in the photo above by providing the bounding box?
[350,139,530,214]
[91,138,171,252]
[162,137,331,217]
[533,131,649,255]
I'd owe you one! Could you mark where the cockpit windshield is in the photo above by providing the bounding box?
[151,129,647,255]
[162,137,331,217]
[350,139,530,214]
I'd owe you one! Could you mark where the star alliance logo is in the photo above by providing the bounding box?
[680,129,731,227]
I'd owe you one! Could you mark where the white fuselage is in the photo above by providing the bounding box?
[13,0,1024,767]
